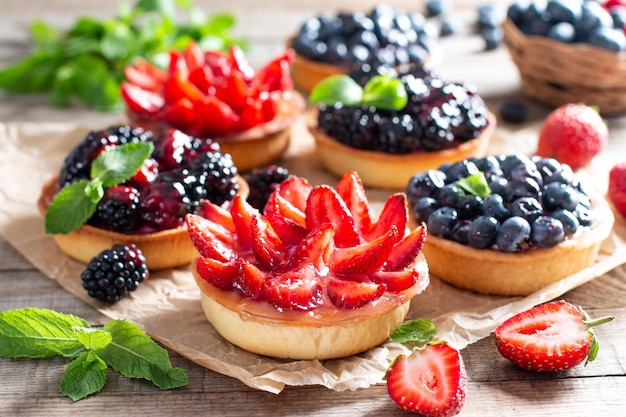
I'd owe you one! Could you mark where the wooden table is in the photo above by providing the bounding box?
[1,1,625,415]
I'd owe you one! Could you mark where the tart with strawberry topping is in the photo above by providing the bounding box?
[186,171,429,359]
[307,66,494,189]
[38,125,247,270]
[122,43,305,172]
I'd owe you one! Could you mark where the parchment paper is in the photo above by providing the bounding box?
[1,120,625,394]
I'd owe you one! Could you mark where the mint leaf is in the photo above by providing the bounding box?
[97,320,188,389]
[457,172,491,198]
[390,319,437,345]
[361,75,408,110]
[74,327,113,351]
[0,308,88,358]
[309,75,363,106]
[91,141,154,187]
[60,351,108,401]
[30,20,59,49]
[100,19,137,61]
[44,180,99,234]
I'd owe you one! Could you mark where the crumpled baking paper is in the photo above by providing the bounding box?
[1,120,625,394]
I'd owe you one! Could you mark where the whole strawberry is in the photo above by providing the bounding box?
[608,162,626,218]
[536,103,608,170]
[385,320,467,417]
[494,300,614,372]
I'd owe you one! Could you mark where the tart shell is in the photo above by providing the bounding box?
[307,110,495,189]
[38,175,249,271]
[416,194,615,296]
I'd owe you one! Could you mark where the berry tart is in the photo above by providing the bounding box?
[38,125,247,271]
[406,154,614,296]
[186,171,430,360]
[290,4,441,93]
[122,43,305,172]
[307,66,495,189]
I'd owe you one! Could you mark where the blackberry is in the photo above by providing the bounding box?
[374,113,418,153]
[348,62,398,87]
[244,165,291,210]
[416,106,455,151]
[59,125,152,187]
[88,185,141,234]
[139,175,191,232]
[318,104,381,150]
[81,244,148,303]
[185,151,239,208]
[152,129,220,171]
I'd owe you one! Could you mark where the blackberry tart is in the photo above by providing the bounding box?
[307,66,494,189]
[406,154,614,296]
[38,125,248,270]
[290,4,441,93]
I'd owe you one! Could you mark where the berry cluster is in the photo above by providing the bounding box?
[317,67,489,154]
[406,154,594,252]
[293,4,437,69]
[59,125,239,234]
[508,0,626,52]
[243,165,291,210]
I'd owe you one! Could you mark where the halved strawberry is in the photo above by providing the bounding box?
[163,73,205,105]
[384,224,427,271]
[275,176,313,212]
[494,300,614,372]
[125,65,162,92]
[195,256,239,289]
[185,214,234,262]
[184,41,205,71]
[216,69,253,115]
[161,97,196,130]
[236,96,264,131]
[331,225,399,275]
[336,171,372,235]
[121,82,164,115]
[196,200,235,233]
[264,192,306,228]
[386,342,467,417]
[370,269,419,292]
[263,266,323,311]
[250,213,285,268]
[365,193,407,242]
[326,278,386,309]
[129,58,168,85]
[305,185,360,248]
[287,224,335,271]
[188,66,214,95]
[254,49,295,91]
[229,194,259,252]
[236,259,267,299]
[228,45,255,81]
[204,50,231,78]
[192,95,239,137]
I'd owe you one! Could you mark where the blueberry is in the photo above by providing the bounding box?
[547,21,576,42]
[587,27,626,52]
[426,0,451,18]
[406,169,447,204]
[444,159,480,183]
[450,220,472,245]
[496,216,531,252]
[499,100,528,124]
[507,2,529,26]
[440,19,457,37]
[413,197,439,223]
[542,182,580,211]
[575,205,594,227]
[468,215,499,249]
[503,177,542,202]
[457,195,484,219]
[427,206,458,237]
[578,1,614,37]
[610,6,626,29]
[509,196,544,223]
[533,157,562,181]
[531,216,565,248]
[475,155,504,179]
[488,175,509,196]
[546,0,582,25]
[437,183,466,207]
[551,208,580,235]
[500,154,534,176]
[483,193,510,222]
[481,27,504,50]
[477,4,504,30]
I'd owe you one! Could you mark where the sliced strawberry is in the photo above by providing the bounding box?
[124,65,162,92]
[184,41,205,71]
[196,200,235,233]
[365,193,407,242]
[264,192,306,228]
[228,45,255,81]
[259,90,279,122]
[216,69,253,115]
[330,225,399,274]
[185,214,234,262]
[370,269,419,292]
[193,96,239,137]
[386,342,467,417]
[305,185,360,247]
[168,50,189,79]
[254,48,295,91]
[163,73,205,105]
[384,224,427,271]
[204,50,231,78]
[263,266,323,311]
[161,97,196,130]
[195,256,239,289]
[336,171,372,235]
[121,82,164,115]
[287,223,335,271]
[229,194,259,252]
[275,176,313,212]
[188,66,215,95]
[236,259,267,299]
[250,213,285,269]
[132,58,168,84]
[326,278,385,309]
[236,96,264,131]
[494,300,614,372]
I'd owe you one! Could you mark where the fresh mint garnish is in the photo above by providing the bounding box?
[456,172,491,198]
[310,74,408,111]
[0,308,188,401]
[390,319,437,345]
[45,141,153,235]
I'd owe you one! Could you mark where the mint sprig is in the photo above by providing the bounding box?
[310,74,408,111]
[456,172,491,199]
[0,308,188,401]
[390,319,437,345]
[45,141,153,235]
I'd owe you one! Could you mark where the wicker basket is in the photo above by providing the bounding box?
[502,19,626,115]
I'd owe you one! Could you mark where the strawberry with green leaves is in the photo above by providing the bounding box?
[385,320,467,417]
[494,300,614,372]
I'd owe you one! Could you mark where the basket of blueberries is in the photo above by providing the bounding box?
[503,0,626,115]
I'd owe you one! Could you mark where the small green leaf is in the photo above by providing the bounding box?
[309,75,363,106]
[361,75,408,110]
[136,0,176,16]
[91,141,154,187]
[29,20,59,49]
[44,180,99,235]
[0,308,88,358]
[60,351,108,401]
[97,320,188,390]
[456,172,491,198]
[100,19,137,61]
[390,319,437,345]
[74,327,113,351]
